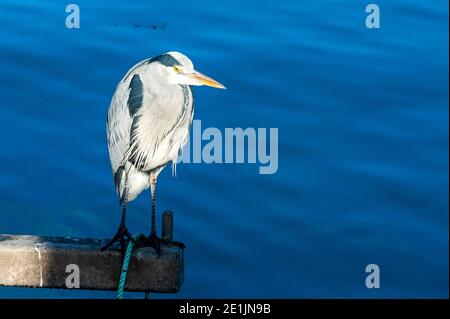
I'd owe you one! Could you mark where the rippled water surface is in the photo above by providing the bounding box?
[0,0,448,298]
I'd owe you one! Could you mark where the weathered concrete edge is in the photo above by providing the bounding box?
[0,234,184,293]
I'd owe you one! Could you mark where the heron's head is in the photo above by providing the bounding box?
[153,51,226,89]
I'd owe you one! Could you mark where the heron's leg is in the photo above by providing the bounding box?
[101,185,135,256]
[150,174,157,237]
[143,173,161,255]
[144,173,185,252]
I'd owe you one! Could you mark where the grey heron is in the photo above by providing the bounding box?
[102,51,225,254]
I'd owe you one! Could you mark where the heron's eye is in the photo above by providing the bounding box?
[173,65,181,73]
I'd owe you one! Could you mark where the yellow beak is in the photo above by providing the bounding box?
[189,70,226,89]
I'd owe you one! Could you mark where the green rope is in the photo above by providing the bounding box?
[116,233,151,299]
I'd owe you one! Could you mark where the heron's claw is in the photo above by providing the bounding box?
[136,233,161,256]
[167,240,186,249]
[101,225,135,258]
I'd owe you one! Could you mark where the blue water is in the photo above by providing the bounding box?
[0,0,448,298]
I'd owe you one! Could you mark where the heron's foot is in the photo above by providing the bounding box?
[100,224,135,257]
[136,233,161,256]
